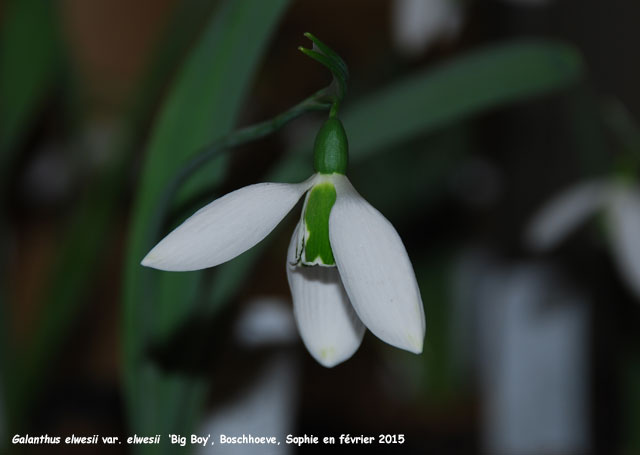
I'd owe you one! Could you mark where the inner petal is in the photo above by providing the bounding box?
[300,181,337,266]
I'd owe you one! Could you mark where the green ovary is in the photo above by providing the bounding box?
[303,182,337,266]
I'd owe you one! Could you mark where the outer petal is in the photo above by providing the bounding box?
[329,175,425,354]
[608,184,640,299]
[142,180,313,271]
[287,223,365,367]
[525,180,611,251]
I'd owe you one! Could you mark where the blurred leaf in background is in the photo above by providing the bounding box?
[123,0,290,450]
[0,0,63,436]
[0,0,62,174]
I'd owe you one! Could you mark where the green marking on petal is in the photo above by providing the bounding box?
[303,182,337,266]
[320,346,336,361]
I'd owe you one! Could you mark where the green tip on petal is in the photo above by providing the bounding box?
[313,117,348,175]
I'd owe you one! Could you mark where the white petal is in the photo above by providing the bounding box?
[286,223,365,367]
[608,185,640,299]
[233,297,297,347]
[391,0,462,57]
[329,175,425,354]
[525,180,611,251]
[142,180,313,271]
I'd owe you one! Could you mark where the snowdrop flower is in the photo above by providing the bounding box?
[142,117,426,367]
[526,178,640,298]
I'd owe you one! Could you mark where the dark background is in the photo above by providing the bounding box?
[2,0,640,454]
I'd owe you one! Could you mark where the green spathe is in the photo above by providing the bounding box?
[303,182,337,265]
[313,117,348,174]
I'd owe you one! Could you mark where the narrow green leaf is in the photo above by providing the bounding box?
[122,0,290,448]
[0,0,61,174]
[344,40,583,162]
[0,0,61,436]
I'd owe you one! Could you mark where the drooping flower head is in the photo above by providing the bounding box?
[527,177,640,300]
[142,115,425,367]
